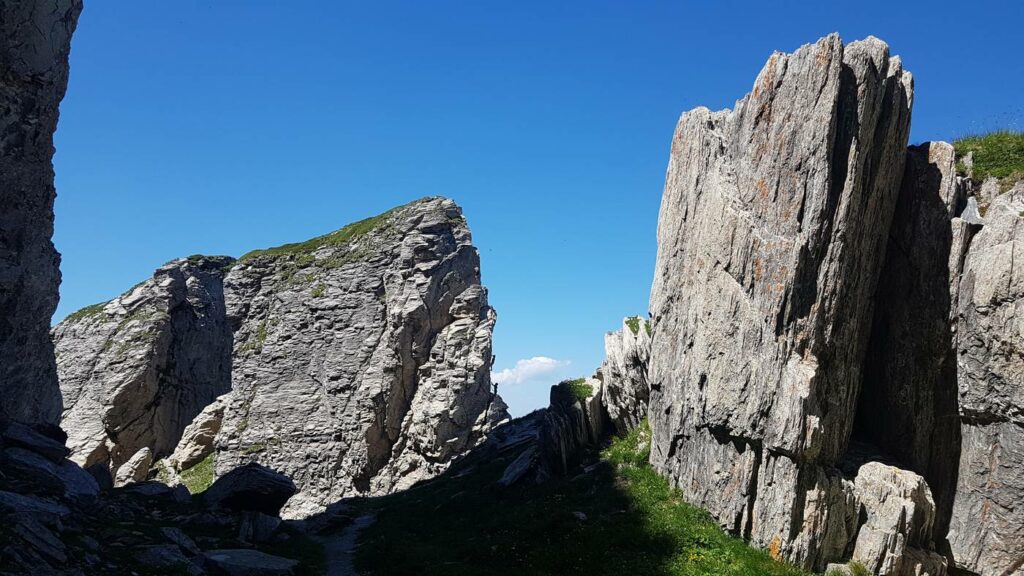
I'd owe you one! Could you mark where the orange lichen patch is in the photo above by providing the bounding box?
[757,178,770,200]
[768,535,783,560]
[754,257,765,283]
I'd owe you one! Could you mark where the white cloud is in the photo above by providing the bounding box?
[492,356,569,385]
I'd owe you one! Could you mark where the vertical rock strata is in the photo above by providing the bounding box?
[648,35,915,570]
[600,316,651,434]
[947,181,1024,576]
[0,0,82,426]
[215,197,507,517]
[52,256,235,481]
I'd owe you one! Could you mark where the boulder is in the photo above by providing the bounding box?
[648,34,913,570]
[0,0,83,427]
[203,463,296,516]
[169,393,229,471]
[599,316,650,434]
[215,197,508,517]
[53,256,235,477]
[0,422,70,462]
[114,447,153,486]
[202,549,298,576]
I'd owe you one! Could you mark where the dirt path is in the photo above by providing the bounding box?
[320,513,377,576]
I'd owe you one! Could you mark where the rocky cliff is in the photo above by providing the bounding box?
[647,35,936,572]
[214,197,508,517]
[0,0,82,426]
[600,316,651,434]
[52,256,235,482]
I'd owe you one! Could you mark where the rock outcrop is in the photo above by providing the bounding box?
[53,256,235,481]
[947,180,1024,576]
[648,35,918,571]
[600,316,651,434]
[0,0,82,426]
[215,197,508,517]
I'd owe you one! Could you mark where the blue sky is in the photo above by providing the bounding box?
[53,1,1023,416]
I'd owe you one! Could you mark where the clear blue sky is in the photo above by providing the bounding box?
[53,1,1023,416]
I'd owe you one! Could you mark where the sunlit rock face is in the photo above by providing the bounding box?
[0,0,82,426]
[648,34,918,571]
[214,197,509,517]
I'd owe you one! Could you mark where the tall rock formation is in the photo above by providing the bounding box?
[0,0,82,426]
[947,180,1024,576]
[600,316,650,434]
[52,256,234,481]
[215,197,508,517]
[648,35,920,571]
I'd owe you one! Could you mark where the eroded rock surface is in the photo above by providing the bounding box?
[53,256,235,479]
[600,317,650,434]
[0,0,82,426]
[215,197,508,517]
[947,181,1024,576]
[648,35,914,570]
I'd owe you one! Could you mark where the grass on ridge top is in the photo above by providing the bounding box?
[955,130,1024,190]
[563,377,594,401]
[353,420,811,576]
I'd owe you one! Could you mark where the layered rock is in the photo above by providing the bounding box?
[53,256,235,481]
[215,197,508,517]
[600,316,651,434]
[947,181,1024,576]
[0,0,83,426]
[648,35,915,571]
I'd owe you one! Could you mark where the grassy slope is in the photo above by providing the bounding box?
[955,130,1024,190]
[353,422,810,576]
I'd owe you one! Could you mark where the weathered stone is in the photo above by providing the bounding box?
[537,378,607,480]
[859,142,961,535]
[53,256,235,477]
[114,447,153,486]
[161,526,201,555]
[169,393,229,471]
[0,421,69,462]
[237,511,282,544]
[1,446,65,495]
[600,316,650,434]
[202,549,298,576]
[648,35,913,571]
[204,463,296,516]
[0,0,82,427]
[215,197,507,517]
[948,182,1024,576]
[55,459,99,500]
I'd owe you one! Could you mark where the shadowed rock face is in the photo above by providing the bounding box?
[947,181,1024,576]
[52,256,235,480]
[215,197,508,517]
[648,35,914,570]
[0,0,83,426]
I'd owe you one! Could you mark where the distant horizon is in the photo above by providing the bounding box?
[52,1,1024,417]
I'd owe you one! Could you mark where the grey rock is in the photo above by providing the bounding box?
[948,182,1024,576]
[600,316,650,434]
[161,526,201,555]
[215,197,507,517]
[0,421,70,462]
[859,142,961,534]
[204,462,296,516]
[1,446,65,495]
[114,447,153,486]
[169,393,229,471]
[132,544,193,571]
[202,549,298,576]
[0,0,82,427]
[55,459,99,500]
[648,35,912,571]
[237,511,282,544]
[537,378,607,480]
[53,256,235,478]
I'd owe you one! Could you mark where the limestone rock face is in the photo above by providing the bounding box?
[0,0,82,426]
[168,393,229,471]
[648,35,913,570]
[53,256,235,476]
[947,181,1024,576]
[600,317,650,434]
[215,197,508,517]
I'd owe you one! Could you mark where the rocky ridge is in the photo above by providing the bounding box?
[52,256,235,484]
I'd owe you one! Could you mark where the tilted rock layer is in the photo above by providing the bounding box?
[53,256,235,480]
[215,197,508,517]
[0,0,82,426]
[947,180,1024,576]
[600,317,650,434]
[648,35,918,571]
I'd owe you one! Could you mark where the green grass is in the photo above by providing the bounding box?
[179,452,215,494]
[645,320,652,336]
[563,378,593,401]
[625,316,641,335]
[65,302,107,323]
[239,207,397,262]
[955,130,1024,190]
[353,419,810,576]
